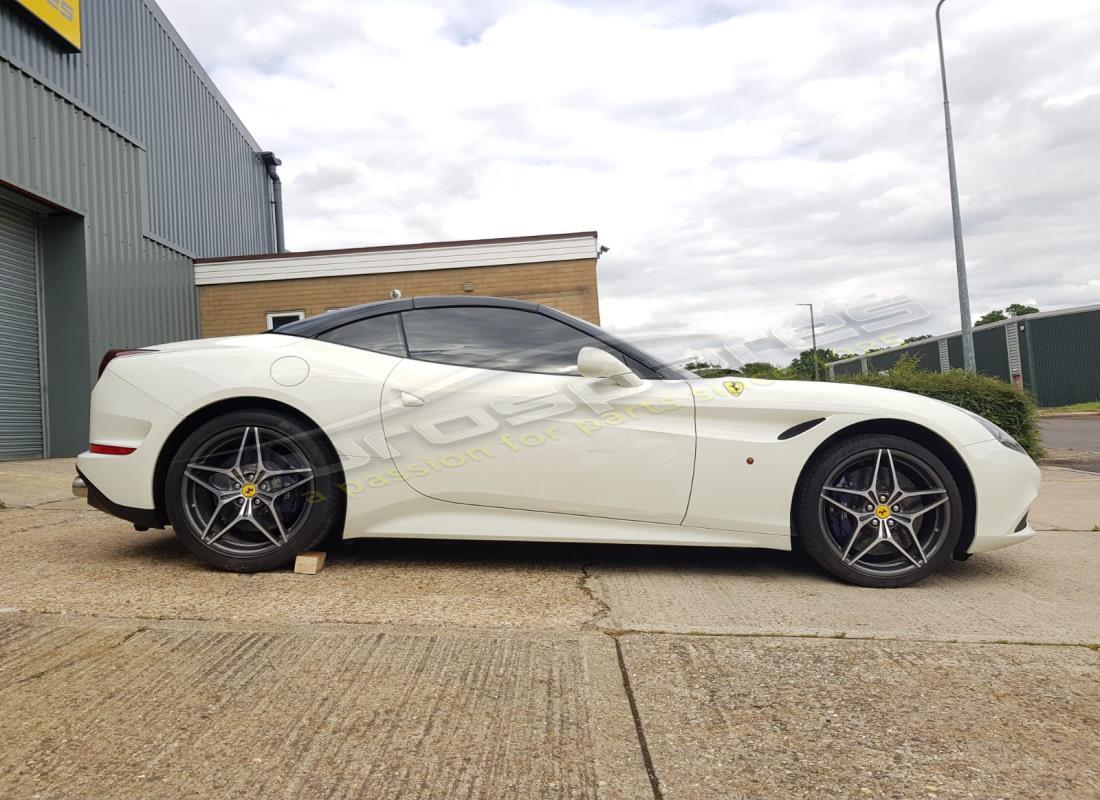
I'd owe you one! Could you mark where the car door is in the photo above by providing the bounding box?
[379,304,696,524]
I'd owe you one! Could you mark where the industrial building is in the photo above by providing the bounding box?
[0,0,282,458]
[196,232,603,337]
[827,303,1100,407]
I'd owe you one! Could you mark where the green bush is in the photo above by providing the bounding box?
[835,356,1042,459]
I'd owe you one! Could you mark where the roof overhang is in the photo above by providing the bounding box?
[194,231,599,286]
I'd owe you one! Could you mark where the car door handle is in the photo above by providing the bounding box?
[400,391,424,408]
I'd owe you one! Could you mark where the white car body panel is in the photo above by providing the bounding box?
[379,357,696,523]
[684,378,991,536]
[76,331,1041,557]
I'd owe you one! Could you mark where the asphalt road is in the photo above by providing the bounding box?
[0,459,1097,800]
[1040,414,1100,452]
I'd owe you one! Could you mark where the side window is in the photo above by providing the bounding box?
[401,307,617,375]
[317,314,406,357]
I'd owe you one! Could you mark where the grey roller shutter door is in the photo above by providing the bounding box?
[0,199,44,460]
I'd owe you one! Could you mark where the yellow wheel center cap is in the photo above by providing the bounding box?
[241,483,258,499]
[875,504,892,520]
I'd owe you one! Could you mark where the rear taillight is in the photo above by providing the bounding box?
[89,443,136,456]
[98,348,156,378]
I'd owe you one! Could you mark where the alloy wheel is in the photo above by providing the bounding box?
[180,426,315,557]
[818,447,952,578]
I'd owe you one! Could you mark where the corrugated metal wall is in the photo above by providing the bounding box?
[0,0,274,257]
[826,307,1100,407]
[1022,308,1100,407]
[831,359,863,377]
[946,335,964,370]
[866,340,939,374]
[1,1,276,454]
[973,327,1010,382]
[0,60,197,360]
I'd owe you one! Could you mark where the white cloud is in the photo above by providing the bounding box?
[160,0,1100,365]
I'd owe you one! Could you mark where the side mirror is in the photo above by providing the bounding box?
[577,346,642,387]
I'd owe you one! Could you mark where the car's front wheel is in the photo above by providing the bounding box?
[794,434,964,588]
[165,410,342,572]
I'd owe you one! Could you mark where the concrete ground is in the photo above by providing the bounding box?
[0,459,1097,800]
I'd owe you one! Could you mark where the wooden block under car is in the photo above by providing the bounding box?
[294,551,326,575]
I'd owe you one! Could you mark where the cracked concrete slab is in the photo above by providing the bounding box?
[4,457,1100,800]
[618,634,1100,800]
[585,531,1100,645]
[0,614,651,800]
[0,513,601,629]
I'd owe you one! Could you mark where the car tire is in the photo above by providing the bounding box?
[165,409,343,572]
[793,433,963,588]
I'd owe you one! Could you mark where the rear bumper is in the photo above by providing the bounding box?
[76,469,165,530]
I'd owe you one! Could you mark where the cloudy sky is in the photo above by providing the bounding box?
[160,0,1100,366]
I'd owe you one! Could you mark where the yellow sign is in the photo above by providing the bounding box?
[15,0,81,49]
[722,380,745,397]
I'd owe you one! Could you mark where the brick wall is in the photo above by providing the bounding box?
[198,258,600,337]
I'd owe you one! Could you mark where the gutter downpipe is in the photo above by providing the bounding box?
[259,151,286,253]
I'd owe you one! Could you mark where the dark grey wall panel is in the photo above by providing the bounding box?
[0,0,274,258]
[831,359,863,377]
[973,326,1010,382]
[946,335,964,371]
[2,2,275,454]
[900,340,939,372]
[1024,309,1100,407]
[38,213,89,456]
[0,61,196,361]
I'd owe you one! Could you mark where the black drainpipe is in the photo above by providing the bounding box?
[259,151,285,252]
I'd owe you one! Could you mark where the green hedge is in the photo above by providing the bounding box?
[835,356,1042,459]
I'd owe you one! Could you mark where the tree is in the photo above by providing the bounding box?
[975,309,1007,326]
[682,360,737,378]
[1006,303,1039,318]
[785,347,844,380]
[903,334,933,343]
[976,303,1039,327]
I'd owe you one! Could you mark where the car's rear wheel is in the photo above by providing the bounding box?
[794,434,963,587]
[165,410,342,572]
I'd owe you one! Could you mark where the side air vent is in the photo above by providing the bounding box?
[778,418,826,441]
[1015,513,1029,532]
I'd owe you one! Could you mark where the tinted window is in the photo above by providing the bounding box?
[401,307,613,375]
[318,314,406,357]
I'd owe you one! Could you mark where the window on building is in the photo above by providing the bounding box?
[400,306,617,375]
[317,313,406,357]
[266,310,305,330]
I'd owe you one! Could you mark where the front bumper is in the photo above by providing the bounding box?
[964,438,1042,554]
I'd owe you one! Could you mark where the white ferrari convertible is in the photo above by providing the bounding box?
[74,296,1039,587]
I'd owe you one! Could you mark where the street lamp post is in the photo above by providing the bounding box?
[797,303,820,381]
[936,0,977,373]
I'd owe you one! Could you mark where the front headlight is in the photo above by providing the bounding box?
[960,408,1027,455]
